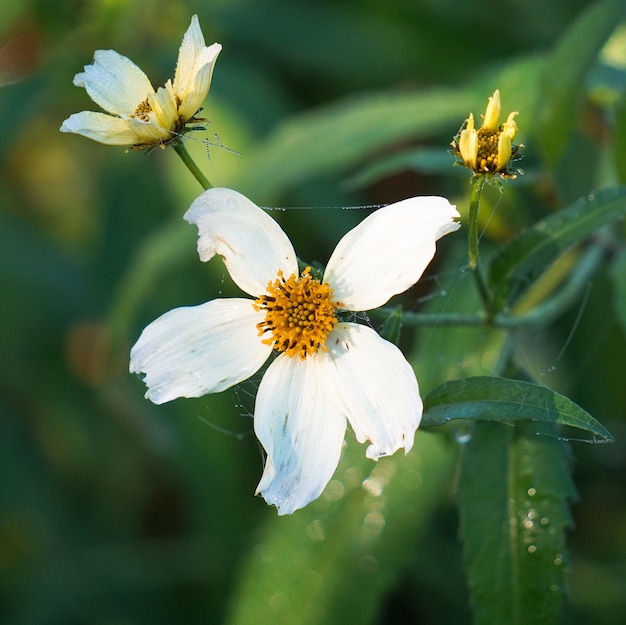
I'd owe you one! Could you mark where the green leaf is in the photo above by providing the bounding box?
[614,89,626,184]
[107,220,196,359]
[487,186,626,313]
[226,88,477,200]
[611,248,626,336]
[422,376,614,442]
[533,0,626,167]
[344,147,461,190]
[224,433,454,625]
[458,421,577,625]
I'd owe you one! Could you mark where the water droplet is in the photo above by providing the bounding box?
[371,459,396,485]
[540,517,549,526]
[324,479,345,501]
[527,488,537,497]
[269,592,291,610]
[401,470,423,491]
[358,554,379,574]
[454,431,472,445]
[481,350,499,370]
[453,424,472,445]
[528,545,537,554]
[361,512,386,541]
[307,519,326,542]
[342,467,362,490]
[362,477,382,496]
[554,553,563,566]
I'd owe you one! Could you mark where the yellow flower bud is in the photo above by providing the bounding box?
[451,90,521,178]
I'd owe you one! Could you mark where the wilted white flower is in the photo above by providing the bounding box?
[60,15,221,148]
[130,188,460,514]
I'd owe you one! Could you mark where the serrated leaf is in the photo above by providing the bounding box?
[224,433,453,625]
[487,186,626,312]
[422,376,614,442]
[458,420,576,625]
[533,0,626,167]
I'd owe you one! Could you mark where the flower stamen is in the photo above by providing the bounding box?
[254,267,341,360]
[133,98,153,122]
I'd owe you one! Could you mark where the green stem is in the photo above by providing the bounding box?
[372,243,605,329]
[467,177,483,269]
[369,308,486,327]
[467,177,491,313]
[494,244,604,328]
[174,141,212,190]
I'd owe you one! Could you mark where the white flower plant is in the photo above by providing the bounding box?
[129,188,460,514]
[60,15,613,525]
[59,14,622,625]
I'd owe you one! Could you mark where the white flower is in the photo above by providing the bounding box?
[130,188,460,514]
[60,15,221,148]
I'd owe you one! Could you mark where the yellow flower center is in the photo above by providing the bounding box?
[254,267,340,360]
[476,127,501,172]
[133,98,152,122]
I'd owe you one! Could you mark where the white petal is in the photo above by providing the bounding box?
[173,15,206,94]
[184,188,298,297]
[324,196,460,310]
[60,111,139,145]
[149,81,179,131]
[173,15,222,121]
[176,43,222,122]
[126,116,172,144]
[254,354,347,515]
[74,50,154,116]
[323,323,422,458]
[129,298,271,404]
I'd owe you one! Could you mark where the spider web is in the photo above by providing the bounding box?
[189,196,605,446]
[171,150,608,451]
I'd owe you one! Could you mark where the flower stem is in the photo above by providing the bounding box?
[372,242,605,329]
[173,141,212,190]
[369,309,486,326]
[467,177,491,313]
[494,244,604,328]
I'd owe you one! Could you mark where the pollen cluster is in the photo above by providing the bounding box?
[475,127,501,173]
[133,98,153,122]
[133,98,152,122]
[254,267,340,360]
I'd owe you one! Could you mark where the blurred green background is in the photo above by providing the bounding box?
[1,0,626,623]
